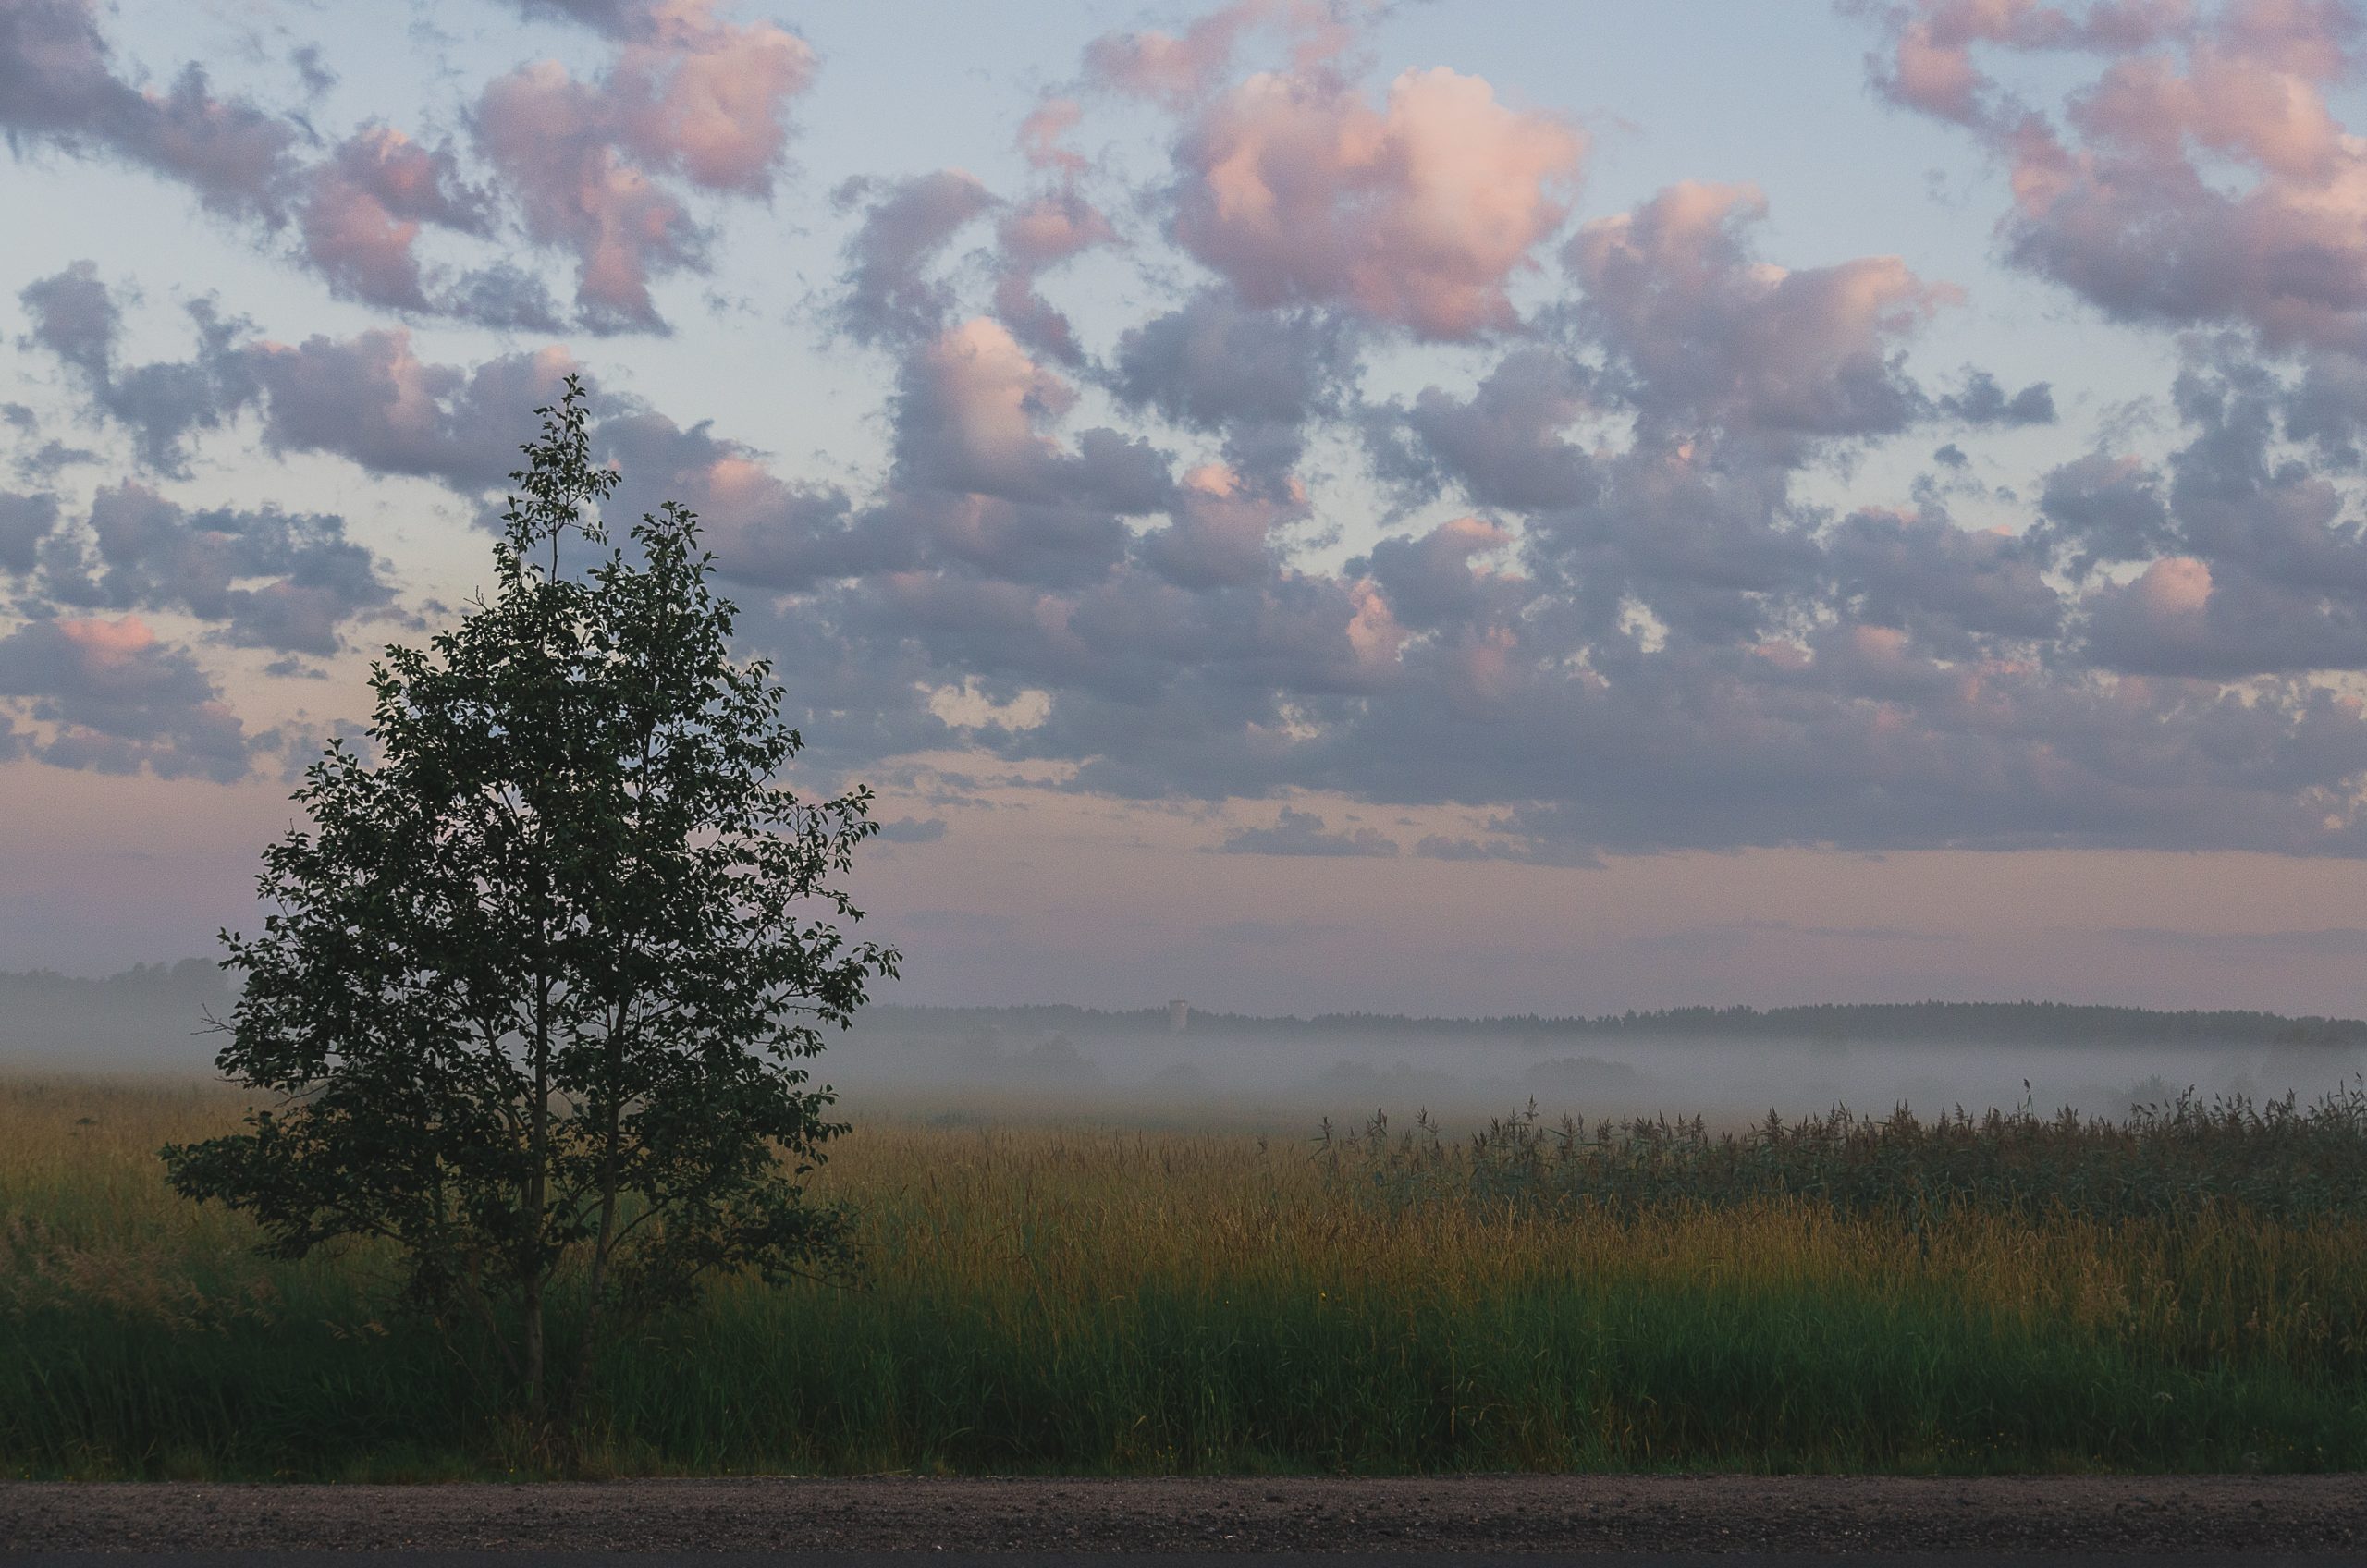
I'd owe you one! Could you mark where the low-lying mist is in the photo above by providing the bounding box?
[831,1006,2367,1132]
[12,964,2357,1133]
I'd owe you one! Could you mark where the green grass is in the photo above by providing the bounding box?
[3,1075,2364,1478]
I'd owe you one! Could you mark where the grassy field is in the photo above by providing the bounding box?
[3,1074,2364,1479]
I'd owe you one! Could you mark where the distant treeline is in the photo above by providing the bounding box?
[5,963,2364,1065]
[860,999,2367,1048]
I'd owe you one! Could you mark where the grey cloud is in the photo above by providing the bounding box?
[2109,926,2367,959]
[1363,348,1597,511]
[18,263,261,475]
[245,330,572,490]
[1821,507,2060,645]
[0,0,299,222]
[1936,370,2055,426]
[1141,466,1306,590]
[1411,832,1598,868]
[499,0,646,35]
[1110,288,1355,479]
[833,170,996,347]
[0,615,251,781]
[1217,807,1398,857]
[439,264,570,334]
[2036,451,2174,575]
[595,410,914,590]
[1567,183,1942,450]
[37,483,396,655]
[1356,517,1519,635]
[289,43,335,98]
[16,264,577,490]
[862,319,1173,587]
[0,489,59,573]
[874,815,948,843]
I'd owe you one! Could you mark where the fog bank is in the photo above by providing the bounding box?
[11,966,2357,1131]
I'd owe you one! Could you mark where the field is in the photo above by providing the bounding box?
[4,1075,2365,1479]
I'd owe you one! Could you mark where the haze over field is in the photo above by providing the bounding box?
[9,963,2362,1130]
[12,1,2367,1019]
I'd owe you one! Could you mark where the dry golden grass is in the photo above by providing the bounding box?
[4,1073,2364,1477]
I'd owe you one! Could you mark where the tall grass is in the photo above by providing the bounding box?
[1332,1085,2367,1223]
[2,1075,2363,1478]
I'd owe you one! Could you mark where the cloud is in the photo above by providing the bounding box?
[1110,286,1356,479]
[877,316,1171,585]
[0,489,58,573]
[1082,0,1351,107]
[28,27,2367,875]
[0,614,251,781]
[18,263,260,475]
[2108,925,2367,959]
[992,189,1116,366]
[1171,63,1584,338]
[297,126,491,312]
[1936,368,2056,425]
[2034,449,2176,575]
[471,0,817,329]
[1143,461,1307,588]
[1859,0,2367,356]
[0,0,300,221]
[595,410,903,589]
[15,262,588,491]
[1821,506,2060,647]
[1362,346,1596,510]
[1568,181,1956,447]
[244,331,576,490]
[30,483,396,655]
[874,815,947,843]
[0,0,816,332]
[1217,805,1399,856]
[832,169,996,347]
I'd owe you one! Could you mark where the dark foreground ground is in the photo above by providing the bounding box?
[3,1475,2364,1556]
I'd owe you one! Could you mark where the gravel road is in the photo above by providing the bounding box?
[4,1474,2363,1555]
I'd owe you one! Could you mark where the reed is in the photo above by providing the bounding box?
[2,1075,2361,1478]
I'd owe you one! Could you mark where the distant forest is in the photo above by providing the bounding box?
[3,963,2364,1065]
[861,999,2367,1048]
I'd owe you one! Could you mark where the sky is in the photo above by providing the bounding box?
[8,0,2367,1016]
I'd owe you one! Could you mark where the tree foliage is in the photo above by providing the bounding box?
[165,380,897,1415]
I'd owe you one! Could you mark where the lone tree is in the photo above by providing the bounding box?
[166,381,897,1416]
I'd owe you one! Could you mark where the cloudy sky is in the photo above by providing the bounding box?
[9,0,2367,1014]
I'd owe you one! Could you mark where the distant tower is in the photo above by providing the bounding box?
[1168,998,1190,1034]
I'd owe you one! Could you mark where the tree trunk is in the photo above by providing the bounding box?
[569,1008,628,1409]
[524,975,551,1421]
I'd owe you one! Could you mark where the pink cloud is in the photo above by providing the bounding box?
[610,0,816,193]
[1017,97,1087,174]
[1568,181,1956,440]
[472,0,816,328]
[1173,64,1585,338]
[992,190,1117,364]
[1084,0,1355,106]
[298,127,486,311]
[55,613,157,668]
[1865,0,2367,351]
[917,317,1079,494]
